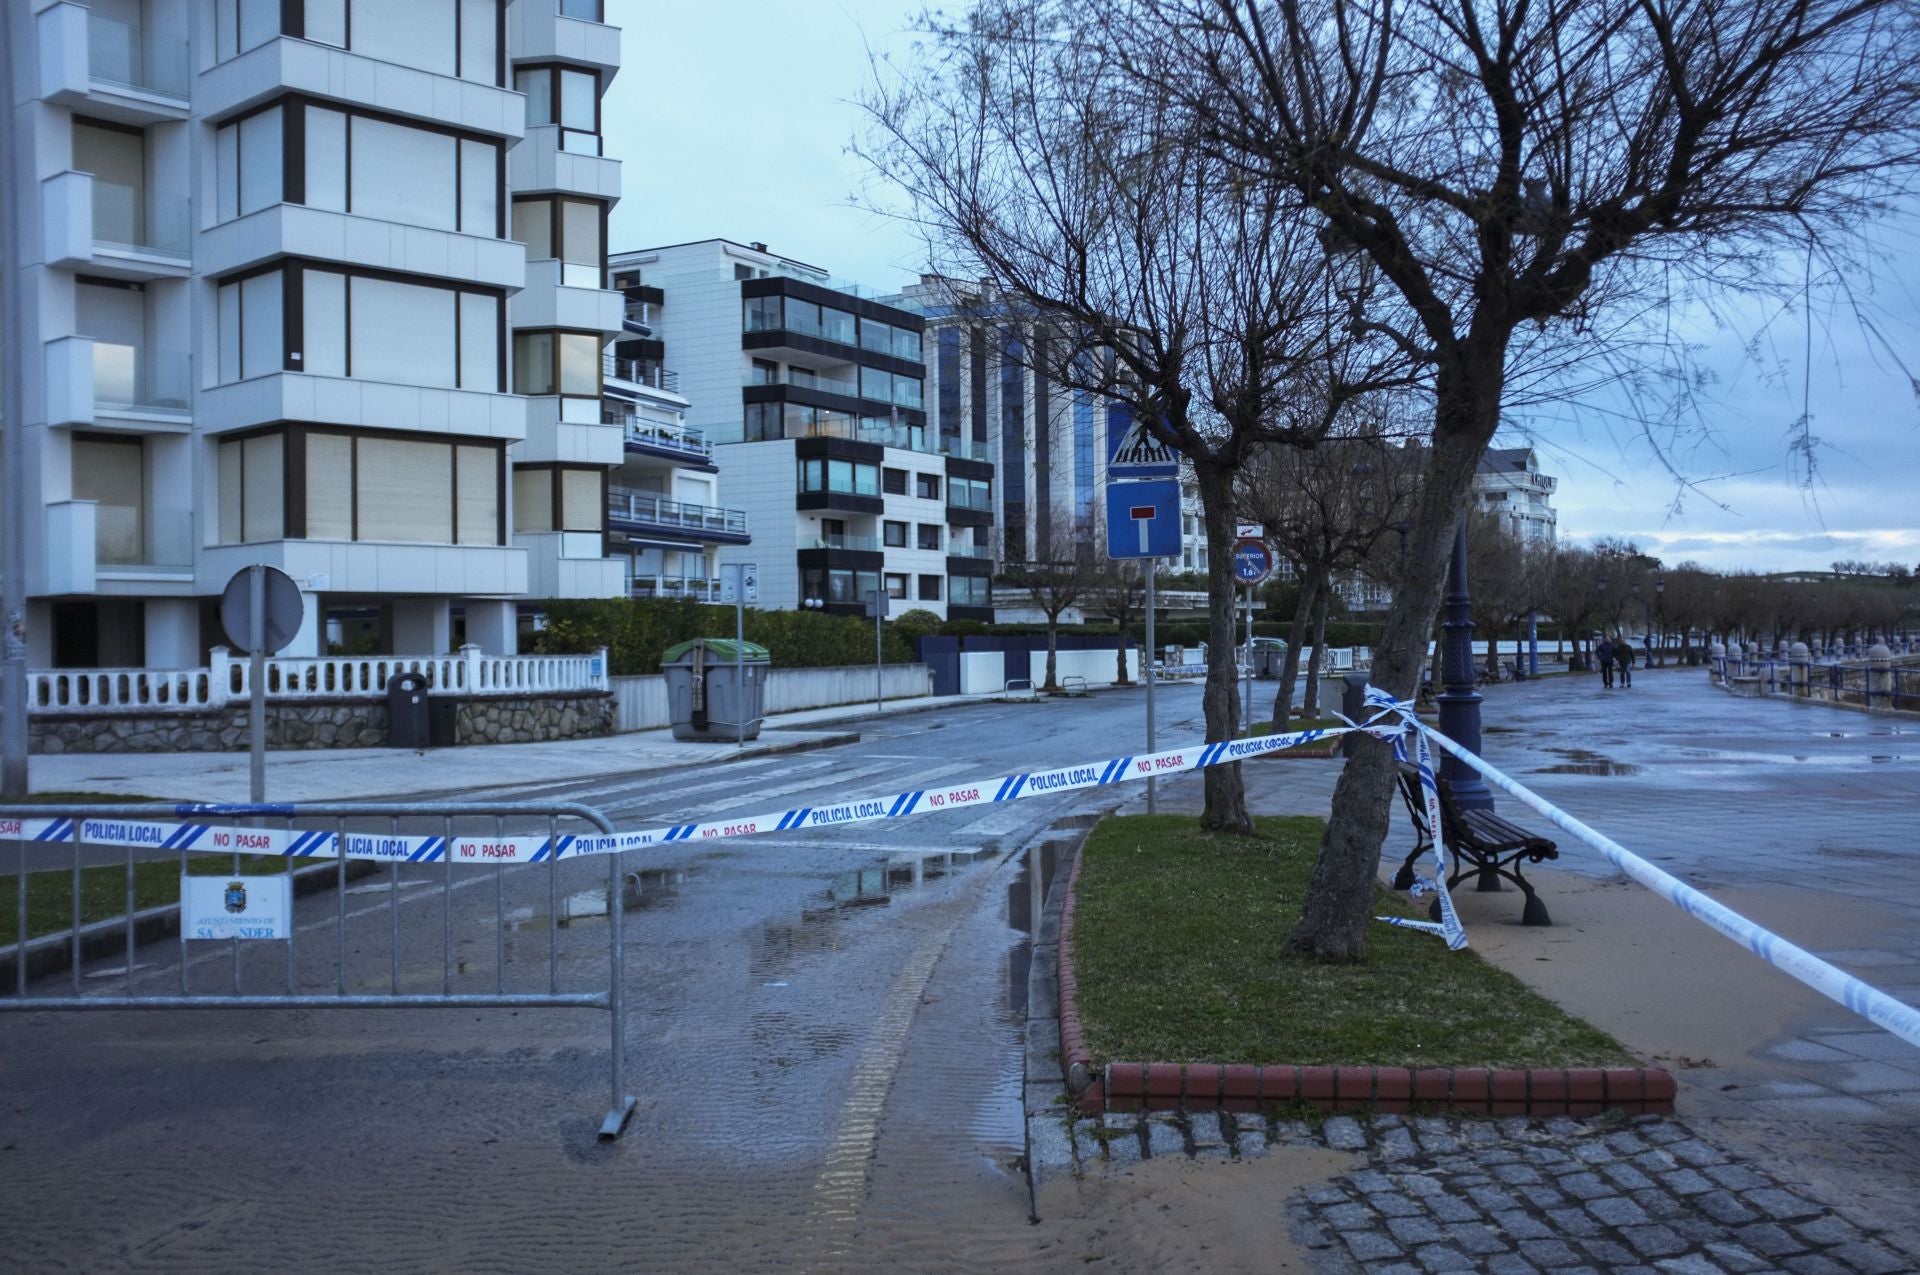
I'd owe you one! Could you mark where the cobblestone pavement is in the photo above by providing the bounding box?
[1045,1110,1916,1273]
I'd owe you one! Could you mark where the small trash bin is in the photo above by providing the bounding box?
[1251,638,1288,679]
[662,638,771,742]
[427,696,458,747]
[387,672,430,748]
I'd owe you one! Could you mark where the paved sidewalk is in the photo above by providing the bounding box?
[23,691,1009,803]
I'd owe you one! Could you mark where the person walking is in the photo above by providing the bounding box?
[1615,636,1635,688]
[1596,635,1616,688]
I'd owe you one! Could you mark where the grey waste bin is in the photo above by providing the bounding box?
[1250,638,1288,679]
[662,638,771,742]
[387,672,430,748]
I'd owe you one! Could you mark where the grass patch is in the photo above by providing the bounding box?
[1070,814,1632,1069]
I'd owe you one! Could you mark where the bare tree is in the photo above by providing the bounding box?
[1075,0,1920,959]
[1093,557,1151,685]
[861,2,1417,832]
[1000,509,1107,690]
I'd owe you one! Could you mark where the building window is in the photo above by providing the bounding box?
[749,359,779,386]
[801,567,880,606]
[1000,325,1027,555]
[918,574,941,602]
[216,263,504,390]
[949,476,991,511]
[797,458,880,496]
[230,427,501,546]
[883,520,908,548]
[513,330,601,397]
[512,465,603,533]
[860,366,923,409]
[743,295,781,332]
[516,64,600,152]
[220,2,503,86]
[885,573,908,600]
[914,473,940,501]
[916,524,942,551]
[512,195,605,287]
[859,317,922,362]
[882,467,908,495]
[950,575,990,606]
[73,435,147,564]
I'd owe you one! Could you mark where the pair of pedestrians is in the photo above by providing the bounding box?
[1595,636,1636,688]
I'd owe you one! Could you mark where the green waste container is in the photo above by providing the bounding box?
[662,638,771,741]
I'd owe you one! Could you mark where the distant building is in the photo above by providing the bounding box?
[1473,447,1559,544]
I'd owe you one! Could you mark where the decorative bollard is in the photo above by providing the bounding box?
[1868,643,1893,714]
[1790,641,1810,698]
[1709,641,1726,684]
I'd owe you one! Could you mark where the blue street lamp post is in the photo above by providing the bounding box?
[1437,513,1495,812]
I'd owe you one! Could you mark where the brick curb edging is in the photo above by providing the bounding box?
[1056,835,1677,1119]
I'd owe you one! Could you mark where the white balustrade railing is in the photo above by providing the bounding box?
[28,645,609,715]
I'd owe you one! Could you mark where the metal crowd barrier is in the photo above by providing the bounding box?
[0,801,636,1139]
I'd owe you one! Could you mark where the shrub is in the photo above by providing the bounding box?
[530,599,914,674]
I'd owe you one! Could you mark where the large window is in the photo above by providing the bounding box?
[858,317,922,361]
[214,101,501,236]
[280,1,500,84]
[216,263,503,390]
[512,195,604,287]
[743,295,781,332]
[516,65,600,152]
[801,567,881,606]
[219,427,500,545]
[513,331,601,397]
[797,457,879,496]
[73,119,150,249]
[73,435,146,565]
[948,476,992,510]
[859,366,922,409]
[512,466,604,533]
[950,575,991,607]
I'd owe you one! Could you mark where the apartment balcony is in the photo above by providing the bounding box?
[196,541,529,599]
[509,260,624,334]
[607,489,750,544]
[629,575,723,603]
[508,125,621,201]
[41,502,194,596]
[511,0,623,74]
[604,406,715,469]
[43,336,191,430]
[197,37,524,140]
[604,354,682,396]
[807,535,884,553]
[520,531,625,600]
[198,373,527,443]
[946,543,995,561]
[36,2,189,125]
[41,170,190,281]
[197,204,528,289]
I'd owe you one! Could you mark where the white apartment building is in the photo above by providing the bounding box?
[604,241,996,621]
[888,276,1207,573]
[4,0,626,668]
[1474,446,1559,545]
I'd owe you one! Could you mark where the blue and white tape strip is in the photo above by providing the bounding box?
[1409,715,1920,1052]
[1354,688,1467,950]
[0,720,1384,866]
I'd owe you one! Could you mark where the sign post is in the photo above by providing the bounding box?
[866,589,889,714]
[219,565,304,803]
[722,563,758,747]
[1105,470,1182,814]
[1230,538,1276,736]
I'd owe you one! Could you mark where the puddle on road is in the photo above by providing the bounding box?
[1535,747,1643,777]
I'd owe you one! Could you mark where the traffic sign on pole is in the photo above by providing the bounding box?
[1231,538,1275,586]
[1104,480,1180,559]
[1105,403,1179,478]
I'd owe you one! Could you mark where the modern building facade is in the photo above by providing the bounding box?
[605,241,994,620]
[4,0,627,668]
[1473,446,1559,545]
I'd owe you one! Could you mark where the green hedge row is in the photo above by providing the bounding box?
[530,598,914,676]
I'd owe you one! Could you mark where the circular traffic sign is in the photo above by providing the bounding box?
[1232,538,1274,586]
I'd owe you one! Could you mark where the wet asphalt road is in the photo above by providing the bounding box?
[0,687,1204,1273]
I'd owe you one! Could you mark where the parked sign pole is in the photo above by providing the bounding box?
[735,583,745,750]
[249,565,266,802]
[1242,586,1254,734]
[874,597,884,714]
[1145,569,1157,814]
[0,38,31,798]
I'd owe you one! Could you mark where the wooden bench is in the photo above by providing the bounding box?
[1391,762,1557,926]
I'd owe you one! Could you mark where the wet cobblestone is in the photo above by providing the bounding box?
[1063,1109,1914,1272]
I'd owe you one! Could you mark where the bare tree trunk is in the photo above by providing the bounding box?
[1302,588,1330,715]
[1195,461,1251,834]
[1271,569,1322,729]
[1286,360,1504,961]
[1044,618,1059,691]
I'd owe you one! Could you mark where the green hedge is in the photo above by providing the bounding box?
[530,598,914,676]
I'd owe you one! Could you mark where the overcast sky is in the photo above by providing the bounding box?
[604,3,1920,576]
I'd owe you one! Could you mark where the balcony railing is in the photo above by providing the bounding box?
[605,408,710,459]
[87,12,189,99]
[808,535,883,553]
[91,180,189,257]
[93,507,192,572]
[92,342,190,414]
[629,575,722,602]
[947,489,993,513]
[608,488,748,537]
[603,353,679,393]
[947,543,994,560]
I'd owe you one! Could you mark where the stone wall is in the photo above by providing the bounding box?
[29,693,614,754]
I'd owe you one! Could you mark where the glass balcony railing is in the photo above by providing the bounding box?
[939,436,989,462]
[557,0,606,20]
[92,343,191,413]
[947,543,994,559]
[607,488,748,537]
[809,535,882,553]
[91,181,190,257]
[94,507,192,571]
[948,487,993,513]
[603,354,680,393]
[629,575,721,602]
[604,407,709,458]
[87,13,189,99]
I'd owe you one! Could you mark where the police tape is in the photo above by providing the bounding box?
[1357,688,1468,950]
[0,718,1395,867]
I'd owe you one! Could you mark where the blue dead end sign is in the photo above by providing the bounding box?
[1232,537,1275,586]
[1105,480,1181,559]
